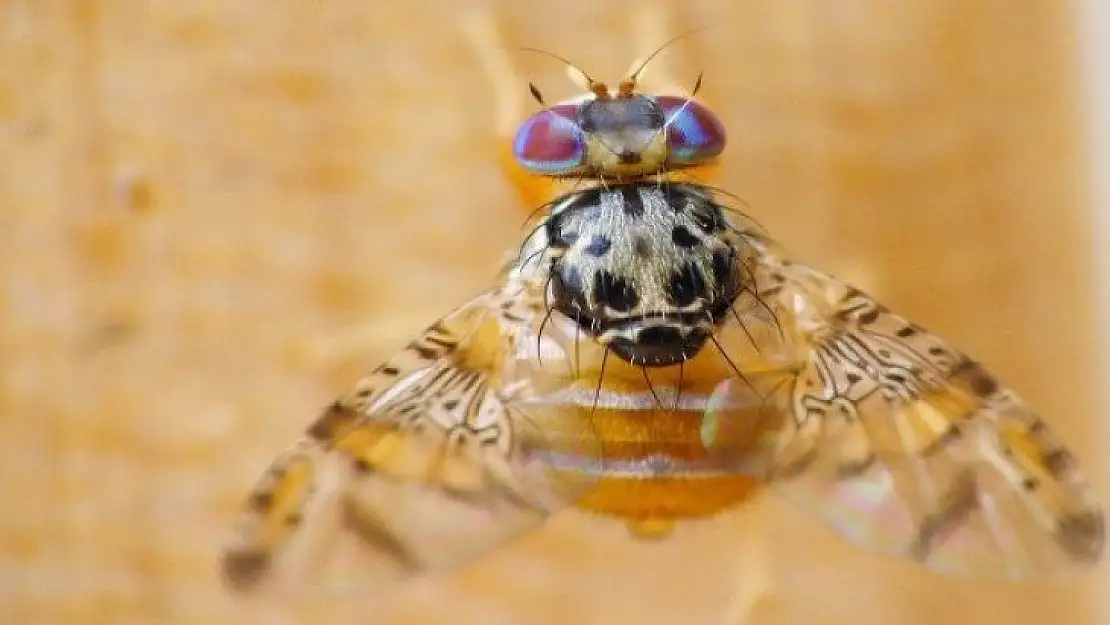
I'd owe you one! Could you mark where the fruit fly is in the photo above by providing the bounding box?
[220,29,1104,598]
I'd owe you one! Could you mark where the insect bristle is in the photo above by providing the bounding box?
[527,82,546,106]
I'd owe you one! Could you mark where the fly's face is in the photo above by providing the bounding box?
[539,183,744,366]
[512,84,726,179]
[579,94,668,176]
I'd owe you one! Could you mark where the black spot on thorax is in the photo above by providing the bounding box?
[550,229,579,248]
[667,263,706,307]
[583,235,612,256]
[620,186,644,217]
[711,249,735,290]
[593,270,640,312]
[552,263,588,312]
[671,225,699,248]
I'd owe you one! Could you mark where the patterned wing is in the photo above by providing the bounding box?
[747,242,1104,579]
[221,286,598,596]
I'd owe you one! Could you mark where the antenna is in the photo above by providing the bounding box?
[619,26,709,96]
[519,46,610,99]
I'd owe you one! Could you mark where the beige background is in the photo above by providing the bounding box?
[0,1,1103,624]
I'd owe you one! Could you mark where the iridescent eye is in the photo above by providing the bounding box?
[512,104,586,175]
[657,96,727,165]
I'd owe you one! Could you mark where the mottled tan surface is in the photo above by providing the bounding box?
[0,1,1102,624]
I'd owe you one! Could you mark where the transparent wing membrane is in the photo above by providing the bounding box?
[222,289,601,596]
[744,244,1104,578]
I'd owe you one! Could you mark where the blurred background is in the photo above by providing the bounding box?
[1,1,1107,624]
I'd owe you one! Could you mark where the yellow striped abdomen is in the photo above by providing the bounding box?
[511,334,791,537]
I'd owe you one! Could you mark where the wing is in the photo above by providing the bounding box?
[744,240,1104,579]
[221,285,599,597]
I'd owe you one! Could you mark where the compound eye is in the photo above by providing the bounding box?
[657,96,727,165]
[512,104,586,175]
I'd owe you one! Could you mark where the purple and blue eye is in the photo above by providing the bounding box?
[657,96,727,165]
[513,104,586,175]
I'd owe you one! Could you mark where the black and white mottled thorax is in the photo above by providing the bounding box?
[513,182,758,366]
